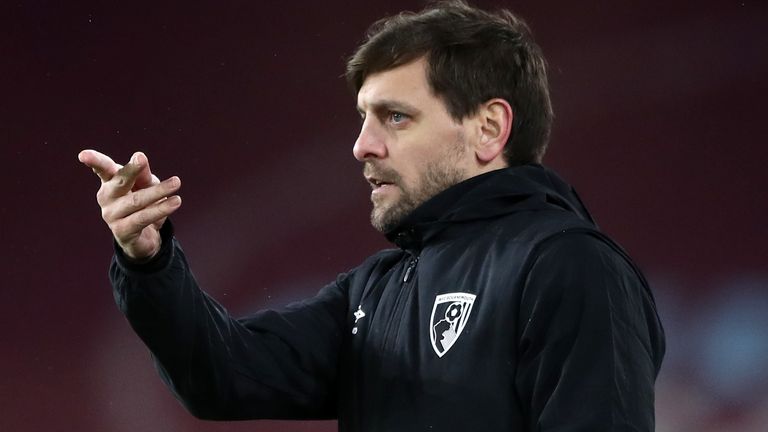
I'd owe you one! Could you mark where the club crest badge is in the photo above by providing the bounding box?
[429,293,476,357]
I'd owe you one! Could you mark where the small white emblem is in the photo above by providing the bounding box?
[429,293,476,357]
[352,305,366,334]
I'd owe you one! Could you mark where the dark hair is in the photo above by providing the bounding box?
[346,0,553,165]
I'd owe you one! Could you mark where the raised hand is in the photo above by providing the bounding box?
[78,150,182,260]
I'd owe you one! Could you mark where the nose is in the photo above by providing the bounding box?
[353,118,387,161]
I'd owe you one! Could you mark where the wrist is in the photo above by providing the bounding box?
[122,241,162,264]
[113,220,175,273]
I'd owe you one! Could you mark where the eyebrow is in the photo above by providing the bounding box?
[356,99,420,116]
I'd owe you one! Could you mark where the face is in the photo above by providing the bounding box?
[354,58,476,232]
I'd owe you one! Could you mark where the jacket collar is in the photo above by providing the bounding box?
[385,164,595,251]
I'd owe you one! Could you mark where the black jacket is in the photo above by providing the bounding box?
[111,165,665,431]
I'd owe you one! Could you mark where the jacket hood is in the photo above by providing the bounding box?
[386,164,596,249]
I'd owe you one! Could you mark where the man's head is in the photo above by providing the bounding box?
[348,0,553,166]
[348,1,552,232]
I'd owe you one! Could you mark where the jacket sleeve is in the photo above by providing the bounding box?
[515,231,665,432]
[109,221,348,420]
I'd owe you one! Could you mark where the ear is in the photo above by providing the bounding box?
[474,98,513,165]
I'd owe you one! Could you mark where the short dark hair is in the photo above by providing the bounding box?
[346,0,553,165]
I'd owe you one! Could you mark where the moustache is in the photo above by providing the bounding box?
[363,162,401,185]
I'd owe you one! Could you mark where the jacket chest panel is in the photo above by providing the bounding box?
[350,239,528,381]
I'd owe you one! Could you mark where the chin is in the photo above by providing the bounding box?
[370,206,393,233]
[371,201,411,233]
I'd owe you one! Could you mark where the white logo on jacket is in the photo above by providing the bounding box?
[352,305,366,335]
[429,293,476,357]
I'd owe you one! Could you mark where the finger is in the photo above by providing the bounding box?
[106,154,146,198]
[106,176,181,221]
[131,152,156,190]
[78,149,121,183]
[112,196,182,243]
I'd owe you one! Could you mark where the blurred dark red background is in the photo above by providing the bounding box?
[2,1,767,431]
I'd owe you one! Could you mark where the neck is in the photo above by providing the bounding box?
[464,158,508,182]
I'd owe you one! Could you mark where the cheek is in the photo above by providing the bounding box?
[391,128,458,186]
[395,150,429,183]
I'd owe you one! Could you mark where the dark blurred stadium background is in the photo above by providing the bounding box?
[2,1,767,431]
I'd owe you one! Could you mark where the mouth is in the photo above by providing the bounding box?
[366,176,395,190]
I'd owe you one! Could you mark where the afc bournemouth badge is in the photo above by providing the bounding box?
[429,293,476,357]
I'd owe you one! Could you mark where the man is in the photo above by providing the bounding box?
[80,1,665,431]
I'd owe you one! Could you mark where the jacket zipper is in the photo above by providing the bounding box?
[381,255,419,350]
[403,255,419,283]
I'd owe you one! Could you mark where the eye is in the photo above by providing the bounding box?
[389,112,408,124]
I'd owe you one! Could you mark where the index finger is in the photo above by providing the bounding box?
[78,149,122,183]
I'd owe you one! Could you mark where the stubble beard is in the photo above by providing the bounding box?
[368,137,468,233]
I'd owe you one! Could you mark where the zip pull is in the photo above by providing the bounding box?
[403,256,420,283]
